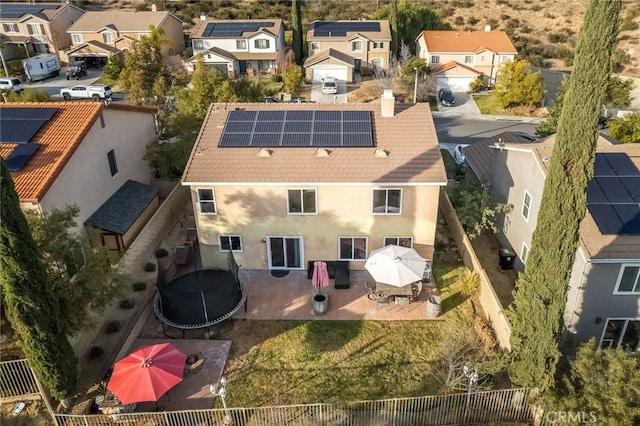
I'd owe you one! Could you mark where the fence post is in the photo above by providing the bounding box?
[31,373,57,426]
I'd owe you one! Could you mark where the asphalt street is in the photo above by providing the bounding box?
[434,116,538,148]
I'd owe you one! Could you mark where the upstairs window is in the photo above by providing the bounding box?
[102,32,112,43]
[106,149,118,177]
[197,188,216,215]
[72,33,83,44]
[287,189,316,214]
[521,191,532,221]
[219,235,242,252]
[310,42,319,51]
[372,189,401,214]
[614,265,640,294]
[464,55,473,64]
[431,55,440,64]
[2,24,18,33]
[372,41,384,49]
[254,39,269,49]
[351,40,363,52]
[27,24,43,35]
[193,39,204,51]
[236,39,246,49]
[498,55,509,63]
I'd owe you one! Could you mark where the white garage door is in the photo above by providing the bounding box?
[436,76,475,92]
[312,66,348,83]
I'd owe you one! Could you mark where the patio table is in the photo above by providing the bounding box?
[375,282,420,299]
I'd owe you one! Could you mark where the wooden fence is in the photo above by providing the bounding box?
[0,359,39,400]
[54,388,535,426]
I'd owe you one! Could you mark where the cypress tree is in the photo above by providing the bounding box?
[389,0,399,57]
[0,161,77,400]
[508,0,621,390]
[292,0,303,65]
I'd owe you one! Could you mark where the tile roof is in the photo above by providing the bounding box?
[304,48,355,67]
[182,102,446,185]
[191,19,283,39]
[420,31,517,54]
[433,61,482,75]
[0,102,156,202]
[67,11,178,33]
[306,20,391,41]
[486,135,640,260]
[85,180,159,234]
[461,132,527,182]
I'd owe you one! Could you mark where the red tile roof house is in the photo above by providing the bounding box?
[416,29,517,91]
[181,93,447,287]
[0,102,160,254]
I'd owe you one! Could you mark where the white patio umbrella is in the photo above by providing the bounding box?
[364,245,427,287]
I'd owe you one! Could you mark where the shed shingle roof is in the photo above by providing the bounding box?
[0,102,156,202]
[85,180,159,234]
[420,31,517,54]
[182,102,446,185]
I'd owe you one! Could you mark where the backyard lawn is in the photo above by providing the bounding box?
[220,246,488,408]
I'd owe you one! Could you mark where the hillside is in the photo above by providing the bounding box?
[81,0,640,76]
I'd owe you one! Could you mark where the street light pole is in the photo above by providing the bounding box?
[210,376,233,425]
[413,67,418,103]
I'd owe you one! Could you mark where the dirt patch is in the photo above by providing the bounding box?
[470,232,518,308]
[0,400,52,426]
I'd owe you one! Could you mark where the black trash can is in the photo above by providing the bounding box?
[498,248,517,270]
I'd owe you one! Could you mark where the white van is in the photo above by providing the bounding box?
[0,77,24,93]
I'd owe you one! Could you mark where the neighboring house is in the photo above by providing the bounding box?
[65,8,184,66]
[416,29,517,91]
[0,2,85,61]
[0,102,159,254]
[304,20,391,83]
[462,134,640,350]
[181,96,446,274]
[187,18,285,78]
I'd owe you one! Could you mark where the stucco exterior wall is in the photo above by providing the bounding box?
[39,109,156,233]
[195,32,280,55]
[190,184,440,270]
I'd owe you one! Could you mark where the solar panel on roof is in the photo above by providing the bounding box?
[596,177,633,203]
[258,110,286,121]
[586,180,608,204]
[344,121,370,133]
[314,121,340,133]
[282,133,310,146]
[284,121,312,133]
[343,111,370,121]
[227,110,257,121]
[254,121,282,133]
[313,21,381,37]
[600,152,639,176]
[253,133,281,146]
[1,119,47,144]
[0,107,57,121]
[620,177,640,202]
[588,204,625,234]
[203,21,275,37]
[0,4,60,19]
[4,143,39,171]
[286,110,314,121]
[315,111,341,121]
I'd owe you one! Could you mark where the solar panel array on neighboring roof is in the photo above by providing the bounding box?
[312,21,381,37]
[4,143,39,171]
[587,152,640,235]
[0,107,57,144]
[0,4,60,19]
[201,22,275,38]
[219,110,373,147]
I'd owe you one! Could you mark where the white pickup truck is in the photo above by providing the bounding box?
[60,84,112,101]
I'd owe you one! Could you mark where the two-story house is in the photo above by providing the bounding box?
[65,8,184,66]
[0,102,160,255]
[462,135,640,350]
[187,18,285,78]
[416,29,517,91]
[304,20,391,83]
[0,2,84,61]
[181,95,446,278]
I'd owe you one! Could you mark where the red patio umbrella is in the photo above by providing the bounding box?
[312,261,330,295]
[107,343,187,405]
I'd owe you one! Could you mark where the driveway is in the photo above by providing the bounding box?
[433,92,481,117]
[310,82,348,104]
[23,66,102,100]
[532,67,570,107]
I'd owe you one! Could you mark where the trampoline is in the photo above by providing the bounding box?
[154,251,247,335]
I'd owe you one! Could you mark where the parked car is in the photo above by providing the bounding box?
[438,88,455,107]
[321,77,338,94]
[264,96,281,103]
[66,60,88,80]
[60,84,112,101]
[0,77,24,93]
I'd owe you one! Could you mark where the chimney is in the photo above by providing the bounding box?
[200,14,207,21]
[151,3,157,12]
[380,89,395,118]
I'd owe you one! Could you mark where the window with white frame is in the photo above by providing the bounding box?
[464,55,473,64]
[521,191,532,221]
[614,265,640,294]
[521,242,529,265]
[102,32,113,43]
[219,235,242,252]
[310,42,319,51]
[372,41,384,49]
[106,149,118,177]
[193,39,204,51]
[287,189,316,214]
[3,23,18,33]
[371,58,383,69]
[254,39,269,49]
[236,39,246,49]
[384,237,413,248]
[498,55,509,63]
[72,33,83,44]
[197,188,216,215]
[351,40,362,51]
[372,189,401,214]
[431,55,440,64]
[600,319,640,350]
[28,24,42,35]
[339,237,367,260]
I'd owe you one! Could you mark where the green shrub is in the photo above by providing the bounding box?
[454,16,464,26]
[103,56,124,80]
[467,16,479,25]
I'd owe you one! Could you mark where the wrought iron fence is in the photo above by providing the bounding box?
[54,387,535,426]
[0,359,39,399]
